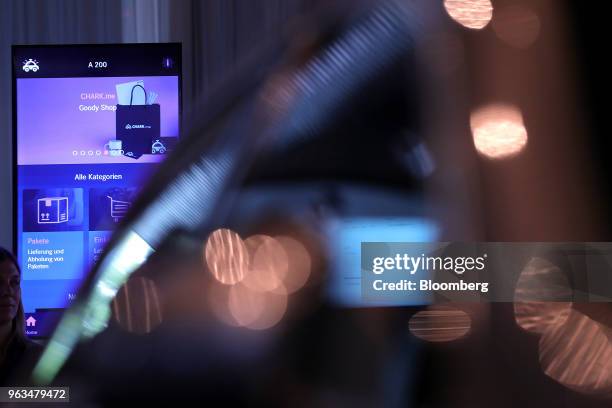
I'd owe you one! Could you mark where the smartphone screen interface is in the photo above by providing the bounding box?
[12,43,181,338]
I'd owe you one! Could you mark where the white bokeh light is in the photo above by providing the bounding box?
[471,104,528,159]
[444,0,493,30]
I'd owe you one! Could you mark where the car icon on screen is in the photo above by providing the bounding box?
[152,140,167,154]
[22,59,39,72]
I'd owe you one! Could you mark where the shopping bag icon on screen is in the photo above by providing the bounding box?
[116,84,160,159]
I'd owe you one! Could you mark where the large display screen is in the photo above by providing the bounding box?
[12,44,181,337]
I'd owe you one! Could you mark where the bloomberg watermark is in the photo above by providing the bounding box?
[361,242,612,304]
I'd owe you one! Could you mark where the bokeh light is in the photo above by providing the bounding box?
[539,308,612,397]
[207,283,240,327]
[243,235,289,292]
[112,276,163,334]
[514,302,571,335]
[275,235,311,294]
[408,306,471,342]
[444,0,493,30]
[228,283,288,330]
[514,257,572,334]
[470,104,528,159]
[206,233,312,331]
[492,5,540,49]
[204,228,249,285]
[228,283,267,326]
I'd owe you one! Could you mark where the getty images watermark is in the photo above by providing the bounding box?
[360,243,496,304]
[371,252,489,292]
[360,242,612,303]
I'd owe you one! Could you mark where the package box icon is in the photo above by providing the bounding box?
[37,197,69,224]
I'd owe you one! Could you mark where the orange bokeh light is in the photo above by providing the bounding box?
[409,306,471,342]
[275,236,311,294]
[444,0,493,30]
[243,235,289,292]
[228,283,288,330]
[470,104,528,159]
[204,228,249,285]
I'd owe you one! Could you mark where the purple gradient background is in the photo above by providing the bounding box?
[17,76,179,165]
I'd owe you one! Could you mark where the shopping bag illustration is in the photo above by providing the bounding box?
[116,84,160,159]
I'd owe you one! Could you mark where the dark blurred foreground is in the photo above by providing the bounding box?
[10,0,612,406]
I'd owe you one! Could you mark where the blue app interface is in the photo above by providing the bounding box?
[13,44,181,337]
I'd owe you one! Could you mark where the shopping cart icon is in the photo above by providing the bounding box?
[107,196,131,222]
